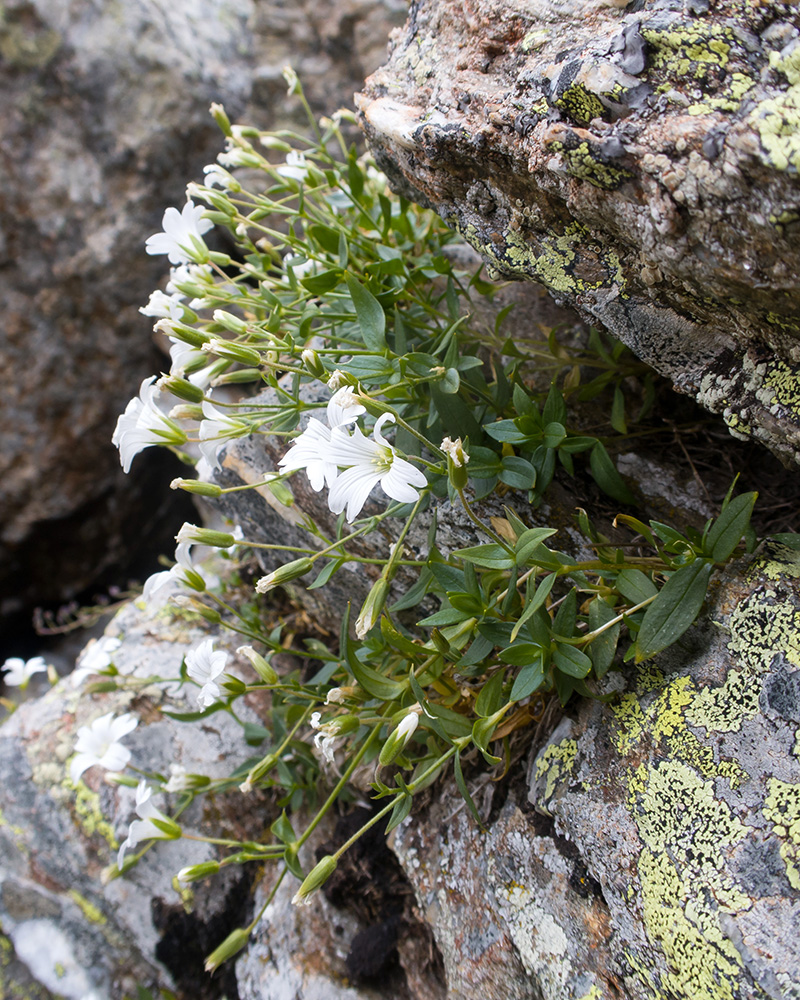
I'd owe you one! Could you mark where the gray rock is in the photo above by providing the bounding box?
[0,0,406,626]
[0,596,267,1000]
[356,0,800,468]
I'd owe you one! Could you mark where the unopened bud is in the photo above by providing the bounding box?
[158,376,205,403]
[175,524,235,548]
[302,348,326,379]
[204,927,251,973]
[291,854,337,906]
[355,578,389,640]
[210,102,232,136]
[212,310,249,335]
[170,478,223,497]
[255,557,314,593]
[441,436,470,490]
[241,752,279,791]
[206,338,261,366]
[172,596,221,623]
[237,646,278,684]
[177,860,220,885]
[378,708,421,766]
[169,404,204,421]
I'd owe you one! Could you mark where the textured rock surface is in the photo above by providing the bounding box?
[356,0,800,468]
[0,596,266,1000]
[529,539,800,999]
[0,0,405,627]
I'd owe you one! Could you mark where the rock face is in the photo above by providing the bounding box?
[388,540,800,1000]
[356,0,800,468]
[0,0,405,628]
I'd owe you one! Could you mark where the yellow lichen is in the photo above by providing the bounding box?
[685,667,761,734]
[534,738,578,801]
[762,778,800,889]
[727,592,800,671]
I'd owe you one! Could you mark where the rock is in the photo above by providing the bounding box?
[528,539,800,998]
[0,595,268,1000]
[0,0,405,628]
[356,0,800,468]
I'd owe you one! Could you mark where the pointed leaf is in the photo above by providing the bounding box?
[345,273,386,350]
[635,560,713,661]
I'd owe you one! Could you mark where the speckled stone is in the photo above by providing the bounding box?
[356,0,800,468]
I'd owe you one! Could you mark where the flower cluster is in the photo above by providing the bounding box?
[279,387,427,522]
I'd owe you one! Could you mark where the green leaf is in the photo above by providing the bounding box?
[345,273,386,350]
[515,529,558,566]
[542,422,566,449]
[510,572,557,642]
[635,560,713,661]
[385,793,414,833]
[542,384,567,425]
[454,751,485,829]
[440,367,460,394]
[769,533,800,551]
[499,456,536,490]
[553,587,577,638]
[589,442,635,505]
[553,643,592,678]
[510,657,545,701]
[615,568,658,605]
[307,558,346,590]
[471,717,502,763]
[299,268,341,294]
[243,722,270,746]
[484,419,528,444]
[704,492,757,562]
[475,671,505,718]
[349,653,408,700]
[456,543,515,570]
[586,598,619,678]
[390,567,432,612]
[610,384,627,434]
[270,811,296,844]
[499,642,543,667]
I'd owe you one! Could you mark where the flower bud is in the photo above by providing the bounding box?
[175,524,236,548]
[355,578,389,640]
[170,478,223,497]
[291,854,337,906]
[158,376,205,403]
[150,816,183,839]
[177,860,220,885]
[301,349,326,379]
[441,436,470,490]
[240,751,279,792]
[237,646,278,684]
[212,310,249,335]
[210,102,232,136]
[255,557,314,593]
[205,339,262,367]
[204,927,251,973]
[283,65,301,96]
[172,597,222,623]
[378,708,421,766]
[155,318,209,348]
[169,404,204,421]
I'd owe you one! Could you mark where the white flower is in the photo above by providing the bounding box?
[282,255,319,283]
[145,200,213,266]
[163,764,191,794]
[112,377,185,473]
[1,656,47,687]
[326,414,427,522]
[140,290,185,321]
[185,638,229,709]
[141,541,216,614]
[117,781,173,868]
[276,150,309,182]
[202,163,234,189]
[327,370,346,391]
[198,399,248,471]
[441,436,469,467]
[71,636,122,686]
[167,263,213,298]
[70,712,138,784]
[278,388,366,491]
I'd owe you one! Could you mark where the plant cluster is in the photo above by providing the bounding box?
[59,73,769,974]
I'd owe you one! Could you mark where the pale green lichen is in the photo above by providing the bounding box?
[749,87,800,172]
[727,591,800,671]
[67,890,106,926]
[761,359,800,413]
[521,28,549,53]
[65,778,117,849]
[762,777,800,889]
[641,22,734,80]
[535,738,578,802]
[684,667,761,734]
[549,140,632,189]
[553,84,605,126]
[687,72,755,115]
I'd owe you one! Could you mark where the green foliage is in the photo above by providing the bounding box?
[101,79,771,975]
